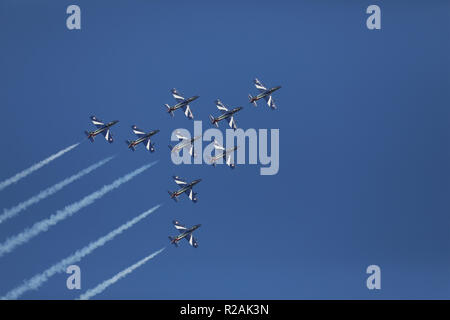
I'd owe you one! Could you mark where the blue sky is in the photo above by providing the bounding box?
[0,0,449,299]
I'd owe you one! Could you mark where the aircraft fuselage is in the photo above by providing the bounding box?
[211,146,238,162]
[88,120,119,137]
[171,225,201,243]
[170,96,199,111]
[252,86,281,101]
[171,179,202,197]
[128,130,159,148]
[214,107,243,122]
[172,135,201,152]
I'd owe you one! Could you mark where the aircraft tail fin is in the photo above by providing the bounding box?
[165,104,174,117]
[248,94,257,107]
[125,140,135,151]
[168,236,178,247]
[205,156,215,166]
[189,145,196,158]
[168,191,178,202]
[209,115,218,128]
[85,131,94,142]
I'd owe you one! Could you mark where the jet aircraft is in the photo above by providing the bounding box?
[208,99,243,130]
[248,78,281,109]
[168,131,202,158]
[208,139,238,169]
[168,220,201,248]
[164,88,199,119]
[84,116,119,143]
[126,125,160,152]
[168,176,202,203]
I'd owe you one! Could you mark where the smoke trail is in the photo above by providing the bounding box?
[1,204,161,300]
[0,156,115,225]
[0,161,157,258]
[78,247,166,300]
[0,143,80,191]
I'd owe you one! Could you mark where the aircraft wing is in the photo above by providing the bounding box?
[264,95,277,109]
[213,139,225,151]
[185,188,197,202]
[226,154,233,167]
[171,88,185,102]
[144,138,153,151]
[182,105,194,119]
[215,99,229,113]
[228,116,237,130]
[173,220,188,233]
[175,131,189,141]
[173,176,188,186]
[254,78,267,93]
[185,234,198,248]
[101,129,114,143]
[132,125,146,137]
[90,116,105,128]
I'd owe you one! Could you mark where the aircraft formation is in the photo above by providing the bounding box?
[84,78,281,248]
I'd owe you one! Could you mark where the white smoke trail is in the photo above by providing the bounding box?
[78,247,166,300]
[0,161,157,258]
[0,156,115,225]
[0,143,80,191]
[1,204,161,300]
